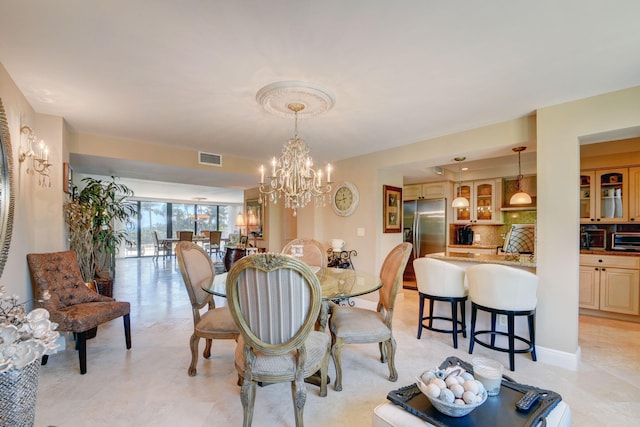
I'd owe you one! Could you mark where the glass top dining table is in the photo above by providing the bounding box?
[202,267,382,329]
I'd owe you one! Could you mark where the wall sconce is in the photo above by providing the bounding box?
[19,125,52,187]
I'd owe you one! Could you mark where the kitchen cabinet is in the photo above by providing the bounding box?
[452,179,502,224]
[579,254,640,315]
[629,167,640,222]
[580,168,628,224]
[403,182,450,201]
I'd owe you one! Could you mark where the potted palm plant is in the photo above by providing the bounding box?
[64,176,135,294]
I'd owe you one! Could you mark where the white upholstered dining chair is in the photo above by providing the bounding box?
[176,241,239,376]
[328,242,412,391]
[226,253,330,427]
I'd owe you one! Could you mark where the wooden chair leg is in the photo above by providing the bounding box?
[460,299,467,338]
[41,355,48,366]
[508,313,516,371]
[451,300,459,349]
[123,313,132,349]
[468,304,477,354]
[528,312,537,361]
[76,331,88,375]
[417,293,425,339]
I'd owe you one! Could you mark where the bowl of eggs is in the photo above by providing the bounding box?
[416,366,487,417]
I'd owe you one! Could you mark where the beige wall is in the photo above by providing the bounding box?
[537,86,640,359]
[0,63,66,301]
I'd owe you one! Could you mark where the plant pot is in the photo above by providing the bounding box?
[0,360,41,426]
[94,277,114,298]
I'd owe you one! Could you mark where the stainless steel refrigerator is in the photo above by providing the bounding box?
[403,198,447,285]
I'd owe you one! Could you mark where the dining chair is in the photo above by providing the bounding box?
[466,263,538,371]
[152,231,170,260]
[414,257,468,348]
[176,241,239,376]
[328,242,412,391]
[205,230,222,259]
[178,230,193,241]
[226,253,330,427]
[281,238,326,273]
[26,250,131,375]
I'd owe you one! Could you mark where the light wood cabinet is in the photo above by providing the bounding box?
[579,254,640,315]
[403,182,450,201]
[629,167,640,222]
[452,179,502,224]
[580,168,628,224]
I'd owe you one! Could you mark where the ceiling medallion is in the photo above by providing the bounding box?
[256,81,335,118]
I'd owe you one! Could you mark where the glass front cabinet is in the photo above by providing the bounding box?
[453,179,502,224]
[580,169,628,224]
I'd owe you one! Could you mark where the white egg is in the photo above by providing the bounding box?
[462,391,476,404]
[454,398,466,406]
[457,375,466,384]
[445,376,459,388]
[426,383,441,398]
[421,371,436,384]
[461,372,474,382]
[463,380,479,394]
[474,380,485,394]
[429,378,447,390]
[449,383,465,398]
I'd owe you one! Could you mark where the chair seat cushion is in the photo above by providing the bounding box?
[196,306,239,335]
[330,306,391,343]
[52,300,130,332]
[234,331,329,378]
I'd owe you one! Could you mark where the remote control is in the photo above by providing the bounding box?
[515,390,540,412]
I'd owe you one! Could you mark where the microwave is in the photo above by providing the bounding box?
[580,229,606,250]
[611,232,640,252]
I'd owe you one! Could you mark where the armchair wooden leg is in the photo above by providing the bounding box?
[123,313,132,349]
[330,337,345,391]
[188,334,199,377]
[76,331,88,375]
[41,355,48,366]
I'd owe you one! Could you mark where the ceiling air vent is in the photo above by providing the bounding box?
[198,151,222,167]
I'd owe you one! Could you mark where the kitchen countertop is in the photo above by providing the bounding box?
[580,249,640,257]
[447,244,502,249]
[427,252,536,268]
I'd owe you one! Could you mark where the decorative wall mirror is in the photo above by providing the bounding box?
[245,199,263,239]
[0,97,15,278]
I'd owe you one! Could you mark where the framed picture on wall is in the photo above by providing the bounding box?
[383,185,402,233]
[63,162,73,194]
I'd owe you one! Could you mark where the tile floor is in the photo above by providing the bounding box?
[34,257,640,426]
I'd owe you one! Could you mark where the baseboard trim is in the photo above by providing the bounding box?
[536,344,581,371]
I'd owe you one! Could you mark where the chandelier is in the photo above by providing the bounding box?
[257,81,334,216]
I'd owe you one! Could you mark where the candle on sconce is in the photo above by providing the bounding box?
[44,147,49,162]
[260,165,264,184]
[271,157,276,176]
[317,169,322,186]
[327,164,332,182]
[38,140,45,160]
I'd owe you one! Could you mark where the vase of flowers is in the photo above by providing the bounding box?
[0,285,59,427]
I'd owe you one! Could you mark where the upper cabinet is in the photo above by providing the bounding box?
[452,179,503,224]
[403,182,450,201]
[580,168,628,223]
[629,167,640,222]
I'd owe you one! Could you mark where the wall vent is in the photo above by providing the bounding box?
[198,151,222,166]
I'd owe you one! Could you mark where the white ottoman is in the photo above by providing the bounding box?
[372,400,571,427]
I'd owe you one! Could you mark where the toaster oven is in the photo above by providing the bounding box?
[611,232,640,252]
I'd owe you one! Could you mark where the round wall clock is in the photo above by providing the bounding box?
[332,181,360,217]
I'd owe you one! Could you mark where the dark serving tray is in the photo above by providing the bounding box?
[386,356,562,427]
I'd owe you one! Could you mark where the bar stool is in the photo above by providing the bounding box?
[466,264,538,371]
[414,258,467,349]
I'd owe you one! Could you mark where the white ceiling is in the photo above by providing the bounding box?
[1,1,640,199]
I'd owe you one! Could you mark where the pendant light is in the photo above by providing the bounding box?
[509,146,533,205]
[451,157,470,208]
